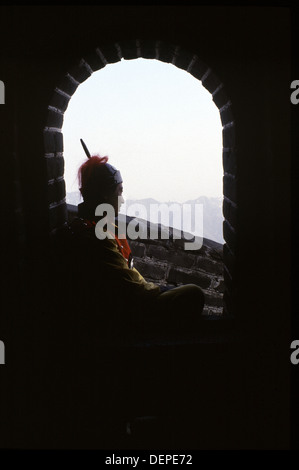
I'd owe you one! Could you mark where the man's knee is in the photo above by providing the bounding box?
[181,284,205,307]
[156,283,205,316]
[172,284,204,329]
[169,284,205,316]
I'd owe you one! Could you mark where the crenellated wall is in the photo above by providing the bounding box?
[129,236,223,316]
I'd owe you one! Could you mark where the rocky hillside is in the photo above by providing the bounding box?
[124,196,224,244]
[66,192,224,244]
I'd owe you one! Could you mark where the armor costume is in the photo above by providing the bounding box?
[69,206,161,301]
[54,140,205,339]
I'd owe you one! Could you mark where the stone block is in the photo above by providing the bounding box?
[98,43,121,64]
[223,243,236,278]
[118,39,139,60]
[157,41,176,63]
[203,306,223,316]
[133,259,166,281]
[129,241,146,258]
[147,243,198,269]
[44,131,64,154]
[170,251,195,269]
[212,86,229,109]
[222,148,237,175]
[46,109,64,129]
[206,246,223,262]
[175,49,195,71]
[46,156,64,181]
[223,264,232,291]
[47,179,66,205]
[194,255,223,276]
[189,58,209,81]
[223,197,237,229]
[69,61,92,84]
[172,237,186,250]
[55,132,64,153]
[146,244,168,260]
[201,71,222,95]
[222,123,236,149]
[84,51,106,72]
[167,267,211,289]
[223,173,237,204]
[44,130,55,153]
[50,90,70,113]
[220,104,234,127]
[214,279,225,293]
[138,39,157,59]
[202,290,223,307]
[58,74,79,96]
[223,220,236,254]
[172,234,202,252]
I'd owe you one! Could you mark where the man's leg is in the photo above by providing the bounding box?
[153,284,205,332]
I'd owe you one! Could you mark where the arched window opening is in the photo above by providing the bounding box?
[63,58,223,240]
[44,41,237,318]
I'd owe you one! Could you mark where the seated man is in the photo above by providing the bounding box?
[64,142,205,340]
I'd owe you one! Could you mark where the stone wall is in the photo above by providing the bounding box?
[0,5,292,450]
[129,234,223,317]
[68,206,224,315]
[41,38,236,318]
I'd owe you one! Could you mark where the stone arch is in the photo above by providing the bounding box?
[43,39,237,316]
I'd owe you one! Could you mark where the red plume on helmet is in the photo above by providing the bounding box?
[78,139,122,202]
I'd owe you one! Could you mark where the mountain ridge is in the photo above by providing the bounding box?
[66,192,224,244]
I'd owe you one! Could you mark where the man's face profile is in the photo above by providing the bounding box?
[108,183,124,214]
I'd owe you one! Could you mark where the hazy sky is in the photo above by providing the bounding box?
[62,58,222,203]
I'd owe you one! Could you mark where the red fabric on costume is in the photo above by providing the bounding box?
[113,235,132,264]
[82,218,132,266]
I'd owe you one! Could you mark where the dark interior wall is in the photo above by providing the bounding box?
[0,5,292,449]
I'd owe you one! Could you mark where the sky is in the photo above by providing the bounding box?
[62,58,223,204]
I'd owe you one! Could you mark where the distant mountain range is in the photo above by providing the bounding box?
[66,192,224,244]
